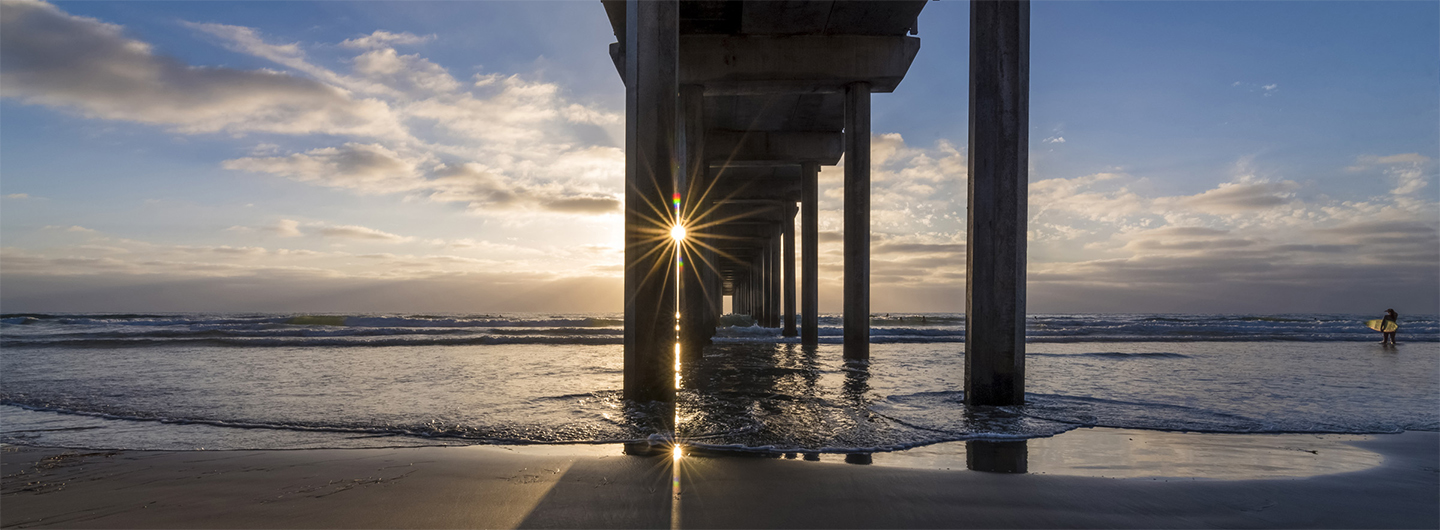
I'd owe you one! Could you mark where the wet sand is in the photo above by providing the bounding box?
[2,429,1436,529]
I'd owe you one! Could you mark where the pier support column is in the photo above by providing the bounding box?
[965,0,1028,407]
[738,272,747,318]
[762,246,772,327]
[783,202,798,337]
[623,0,678,405]
[772,223,783,330]
[843,82,871,361]
[801,161,820,345]
[752,262,760,320]
[679,84,708,354]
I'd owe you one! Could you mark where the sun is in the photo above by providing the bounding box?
[670,224,687,242]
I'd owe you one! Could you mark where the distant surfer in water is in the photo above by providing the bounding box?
[1381,309,1398,345]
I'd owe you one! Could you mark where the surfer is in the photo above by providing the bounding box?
[1381,309,1398,345]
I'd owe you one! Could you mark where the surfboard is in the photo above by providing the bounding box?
[1364,319,1398,332]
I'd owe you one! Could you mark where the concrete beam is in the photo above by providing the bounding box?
[965,0,1029,407]
[706,131,843,166]
[610,35,921,94]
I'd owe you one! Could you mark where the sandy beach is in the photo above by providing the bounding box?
[3,428,1435,529]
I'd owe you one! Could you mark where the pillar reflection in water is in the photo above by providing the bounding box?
[841,361,871,406]
[966,440,1028,473]
[840,361,873,465]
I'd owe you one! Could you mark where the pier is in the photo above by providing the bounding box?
[606,0,1029,409]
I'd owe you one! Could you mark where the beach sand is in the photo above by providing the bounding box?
[3,429,1435,529]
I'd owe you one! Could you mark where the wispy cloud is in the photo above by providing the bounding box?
[341,30,435,50]
[316,224,412,242]
[4,1,624,218]
[1,0,406,137]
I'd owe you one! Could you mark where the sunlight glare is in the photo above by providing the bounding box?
[670,224,687,242]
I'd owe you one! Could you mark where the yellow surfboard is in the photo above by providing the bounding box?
[1364,319,1398,332]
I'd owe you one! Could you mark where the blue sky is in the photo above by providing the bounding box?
[2,0,1436,314]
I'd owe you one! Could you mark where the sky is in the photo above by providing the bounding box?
[1,0,1436,315]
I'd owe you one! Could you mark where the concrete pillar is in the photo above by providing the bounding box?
[750,266,758,320]
[679,84,708,353]
[765,243,777,327]
[622,0,678,404]
[737,273,748,313]
[965,0,1028,407]
[759,238,769,327]
[714,273,725,321]
[843,82,871,361]
[761,249,771,326]
[801,161,820,345]
[783,202,798,337]
[737,273,746,317]
[769,227,782,328]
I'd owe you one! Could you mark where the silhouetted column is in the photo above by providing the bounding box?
[770,227,782,328]
[756,255,764,322]
[623,0,678,404]
[783,202,797,337]
[714,273,725,321]
[965,0,1028,407]
[679,84,708,353]
[766,240,777,326]
[738,272,747,317]
[736,274,746,317]
[801,161,819,345]
[843,82,871,361]
[743,273,750,318]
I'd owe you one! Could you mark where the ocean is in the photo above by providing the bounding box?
[1,313,1436,453]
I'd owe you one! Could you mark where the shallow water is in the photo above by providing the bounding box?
[1,313,1436,451]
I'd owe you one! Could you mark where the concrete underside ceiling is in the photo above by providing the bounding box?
[607,0,926,302]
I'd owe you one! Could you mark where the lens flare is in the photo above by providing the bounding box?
[670,224,687,242]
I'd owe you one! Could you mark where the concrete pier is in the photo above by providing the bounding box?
[843,81,871,361]
[965,0,1029,407]
[621,0,679,404]
[603,0,931,405]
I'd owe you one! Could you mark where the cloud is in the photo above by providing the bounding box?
[0,0,405,137]
[7,3,625,218]
[42,225,99,234]
[873,242,965,255]
[273,219,303,237]
[1044,136,1065,144]
[4,193,30,199]
[341,30,434,49]
[1165,180,1300,213]
[315,224,412,242]
[223,143,427,194]
[351,48,461,96]
[426,162,621,214]
[1369,153,1431,165]
[1347,153,1433,196]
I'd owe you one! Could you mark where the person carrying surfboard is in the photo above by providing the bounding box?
[1380,309,1398,345]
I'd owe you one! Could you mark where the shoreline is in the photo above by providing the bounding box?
[4,428,1435,528]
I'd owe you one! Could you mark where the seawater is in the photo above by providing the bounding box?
[1,313,1436,451]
